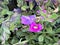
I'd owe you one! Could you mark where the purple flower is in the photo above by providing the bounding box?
[37,9,47,14]
[41,5,47,13]
[37,10,40,14]
[29,22,43,32]
[13,8,21,13]
[21,15,36,25]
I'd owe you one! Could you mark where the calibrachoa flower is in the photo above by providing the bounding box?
[21,15,36,25]
[29,22,43,32]
[36,10,40,14]
[37,9,47,14]
[42,9,47,13]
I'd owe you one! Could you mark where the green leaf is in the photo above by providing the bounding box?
[14,14,21,24]
[3,0,9,4]
[46,26,55,34]
[40,11,46,17]
[46,36,53,42]
[45,0,51,7]
[4,42,10,45]
[49,13,58,19]
[1,9,13,15]
[0,24,10,44]
[48,44,52,45]
[2,24,10,34]
[1,9,7,15]
[11,37,18,44]
[38,35,44,42]
[56,18,60,23]
[40,11,47,21]
[55,28,60,33]
[29,2,34,10]
[0,18,4,24]
[22,28,28,32]
[17,0,23,7]
[21,5,28,11]
[53,37,59,42]
[53,43,58,45]
[10,23,15,31]
[13,40,29,45]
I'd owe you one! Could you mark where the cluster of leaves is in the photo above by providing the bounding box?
[0,0,60,45]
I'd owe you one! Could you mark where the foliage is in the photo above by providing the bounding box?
[0,0,60,45]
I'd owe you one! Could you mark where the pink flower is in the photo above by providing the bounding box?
[29,22,43,32]
[37,9,47,14]
[42,10,47,13]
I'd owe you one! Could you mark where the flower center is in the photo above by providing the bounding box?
[33,26,38,29]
